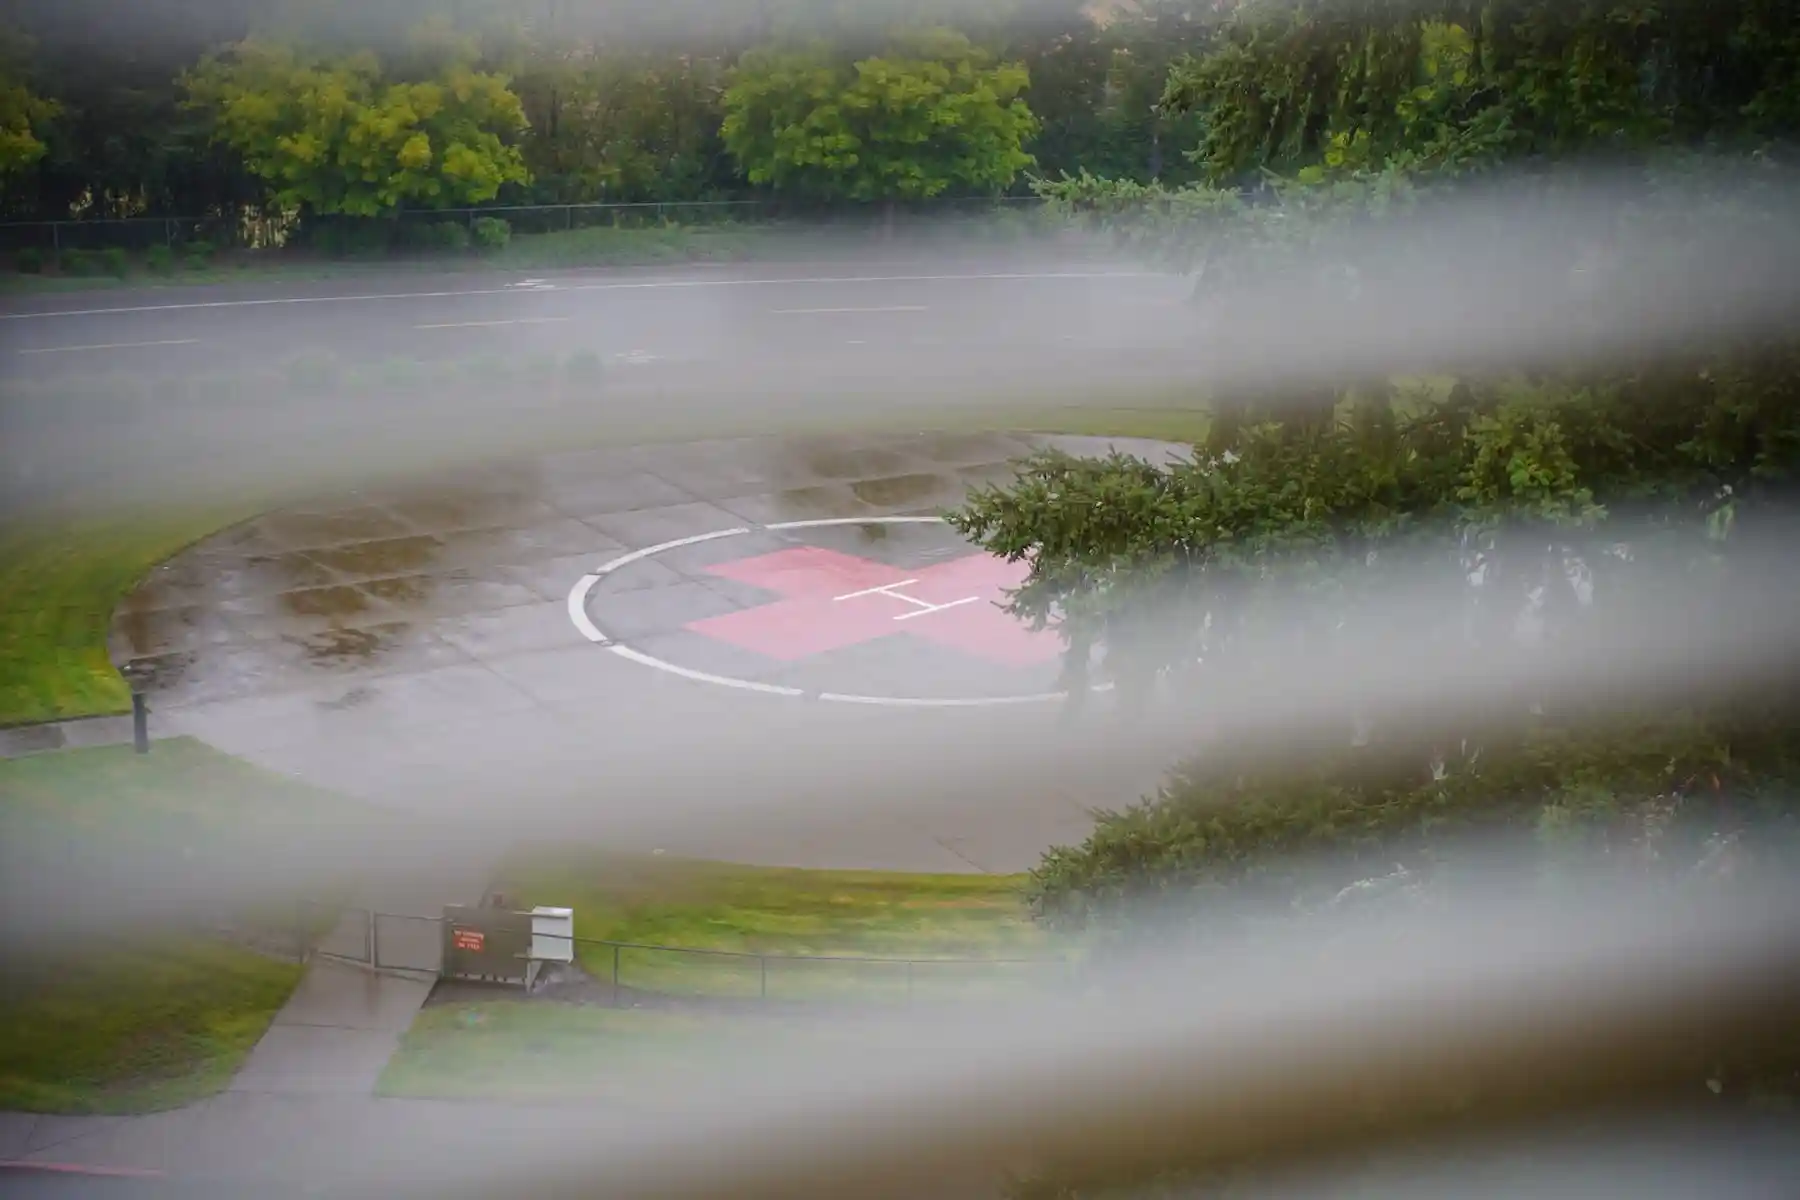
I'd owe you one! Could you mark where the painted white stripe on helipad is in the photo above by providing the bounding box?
[566,514,1103,709]
[765,516,945,531]
[568,574,607,644]
[772,305,929,314]
[1,270,1163,320]
[607,644,804,697]
[818,689,1072,707]
[16,337,199,354]
[414,316,569,329]
[592,527,750,576]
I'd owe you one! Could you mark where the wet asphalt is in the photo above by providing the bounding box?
[4,262,1196,880]
[0,259,1192,378]
[117,429,1189,876]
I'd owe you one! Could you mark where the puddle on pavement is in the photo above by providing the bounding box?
[356,575,433,609]
[302,535,443,580]
[117,651,198,697]
[763,485,869,520]
[849,473,956,508]
[286,623,412,668]
[257,507,415,549]
[901,432,1034,465]
[374,467,552,533]
[110,606,235,659]
[277,584,382,620]
[230,552,342,594]
[794,445,921,481]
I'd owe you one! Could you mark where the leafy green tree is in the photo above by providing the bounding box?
[1159,0,1800,188]
[507,45,733,203]
[183,32,529,216]
[720,27,1038,203]
[0,70,56,180]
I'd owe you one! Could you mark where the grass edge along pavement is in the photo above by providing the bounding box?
[0,402,1211,729]
[0,512,240,727]
[381,852,1053,1101]
[0,209,1081,296]
[0,739,364,1114]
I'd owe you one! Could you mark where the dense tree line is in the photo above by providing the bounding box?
[0,0,1217,229]
[938,5,1800,1191]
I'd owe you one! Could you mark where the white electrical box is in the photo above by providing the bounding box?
[529,906,575,963]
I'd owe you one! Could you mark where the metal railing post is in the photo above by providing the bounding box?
[131,691,149,754]
[612,943,622,1007]
[760,955,768,1000]
[370,910,380,969]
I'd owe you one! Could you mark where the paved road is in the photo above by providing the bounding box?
[5,259,1200,950]
[101,430,1184,885]
[0,259,1193,380]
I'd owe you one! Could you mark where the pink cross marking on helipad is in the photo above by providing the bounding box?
[685,545,1061,667]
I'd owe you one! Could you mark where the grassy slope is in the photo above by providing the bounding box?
[380,1005,863,1101]
[383,851,1057,1100]
[0,739,363,1113]
[0,515,228,726]
[0,945,301,1114]
[495,851,1054,1002]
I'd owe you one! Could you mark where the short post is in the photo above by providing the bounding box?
[906,960,914,1005]
[131,690,150,755]
[759,955,768,1000]
[612,943,622,1007]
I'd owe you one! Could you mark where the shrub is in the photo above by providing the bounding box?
[145,245,175,274]
[470,216,511,252]
[14,247,43,273]
[180,241,215,271]
[100,247,129,279]
[394,219,471,253]
[305,222,389,259]
[58,249,96,276]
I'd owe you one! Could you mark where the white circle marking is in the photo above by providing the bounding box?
[566,515,1110,708]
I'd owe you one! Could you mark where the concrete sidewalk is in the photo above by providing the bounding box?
[0,958,435,1177]
[0,863,482,1181]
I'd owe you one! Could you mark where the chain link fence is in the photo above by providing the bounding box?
[0,195,1055,259]
[300,902,1067,1006]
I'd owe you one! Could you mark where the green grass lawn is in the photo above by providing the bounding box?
[379,1003,871,1101]
[0,735,367,852]
[0,739,366,1113]
[495,850,1060,1003]
[0,224,781,295]
[0,213,1069,294]
[382,844,1078,1100]
[0,515,229,726]
[0,943,302,1114]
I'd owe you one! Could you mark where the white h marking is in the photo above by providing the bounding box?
[834,580,982,622]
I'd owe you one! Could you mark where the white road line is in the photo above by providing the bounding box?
[16,338,199,355]
[414,317,569,330]
[772,305,929,315]
[1,271,1162,321]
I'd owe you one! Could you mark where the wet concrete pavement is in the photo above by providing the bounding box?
[118,430,1189,875]
[0,260,1191,380]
